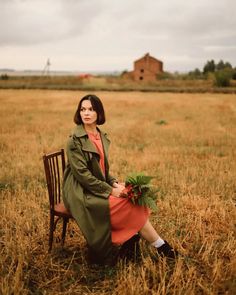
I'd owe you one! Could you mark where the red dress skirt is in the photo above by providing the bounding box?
[88,132,150,245]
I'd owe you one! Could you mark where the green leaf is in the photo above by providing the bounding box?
[124,172,158,211]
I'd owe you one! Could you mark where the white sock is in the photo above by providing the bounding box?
[151,237,165,248]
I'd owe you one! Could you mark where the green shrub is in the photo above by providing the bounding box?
[156,119,167,125]
[214,70,232,87]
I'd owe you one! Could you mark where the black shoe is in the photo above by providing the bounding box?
[157,241,178,259]
[87,247,102,265]
[87,246,117,266]
[119,234,141,262]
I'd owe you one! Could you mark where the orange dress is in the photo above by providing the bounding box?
[88,132,150,245]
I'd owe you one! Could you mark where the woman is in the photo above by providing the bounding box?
[63,94,178,265]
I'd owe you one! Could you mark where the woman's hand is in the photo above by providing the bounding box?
[111,183,125,197]
[113,182,125,188]
[112,182,119,188]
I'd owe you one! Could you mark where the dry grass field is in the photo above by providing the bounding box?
[0,89,236,294]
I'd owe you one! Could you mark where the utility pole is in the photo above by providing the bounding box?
[42,58,51,76]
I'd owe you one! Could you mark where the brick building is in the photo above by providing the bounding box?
[123,53,163,82]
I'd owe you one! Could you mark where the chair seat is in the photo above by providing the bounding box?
[54,202,71,216]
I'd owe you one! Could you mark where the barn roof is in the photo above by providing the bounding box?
[134,53,163,64]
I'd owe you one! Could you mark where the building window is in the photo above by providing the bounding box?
[139,76,143,80]
[140,69,144,73]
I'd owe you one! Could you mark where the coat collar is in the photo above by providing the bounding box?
[74,124,88,137]
[73,124,110,156]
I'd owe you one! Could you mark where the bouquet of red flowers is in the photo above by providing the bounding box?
[121,173,158,211]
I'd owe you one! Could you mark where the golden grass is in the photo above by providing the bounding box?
[0,89,236,294]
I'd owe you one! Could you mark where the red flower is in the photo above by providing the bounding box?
[121,184,133,198]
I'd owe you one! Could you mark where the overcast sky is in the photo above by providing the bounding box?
[0,0,235,73]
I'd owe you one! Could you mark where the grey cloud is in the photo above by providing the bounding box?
[0,0,235,71]
[0,0,102,45]
[124,0,236,39]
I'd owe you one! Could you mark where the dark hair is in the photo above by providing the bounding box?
[74,94,106,125]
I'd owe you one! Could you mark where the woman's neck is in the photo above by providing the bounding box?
[84,124,98,135]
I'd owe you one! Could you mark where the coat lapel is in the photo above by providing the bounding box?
[73,124,110,160]
[100,131,110,160]
[73,125,111,178]
[73,125,99,155]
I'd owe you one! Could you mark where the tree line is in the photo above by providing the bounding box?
[188,59,236,87]
[155,59,235,87]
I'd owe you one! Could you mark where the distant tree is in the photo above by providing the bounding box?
[193,68,201,76]
[187,68,202,79]
[1,74,9,80]
[216,60,225,71]
[216,60,232,71]
[224,62,232,69]
[203,60,216,73]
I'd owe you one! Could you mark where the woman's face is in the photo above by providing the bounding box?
[80,100,98,126]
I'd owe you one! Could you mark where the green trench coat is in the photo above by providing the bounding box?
[62,124,117,264]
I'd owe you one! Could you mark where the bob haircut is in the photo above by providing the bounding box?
[74,94,106,125]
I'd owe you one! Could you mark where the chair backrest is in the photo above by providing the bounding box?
[43,149,65,210]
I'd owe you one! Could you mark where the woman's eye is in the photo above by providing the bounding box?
[80,107,94,112]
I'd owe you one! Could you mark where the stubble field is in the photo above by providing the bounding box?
[0,89,236,294]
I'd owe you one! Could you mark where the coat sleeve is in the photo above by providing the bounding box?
[66,137,113,199]
[106,173,118,187]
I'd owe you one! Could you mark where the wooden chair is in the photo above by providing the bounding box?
[43,149,73,251]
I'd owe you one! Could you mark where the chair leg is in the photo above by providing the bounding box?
[48,213,54,252]
[61,217,68,246]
